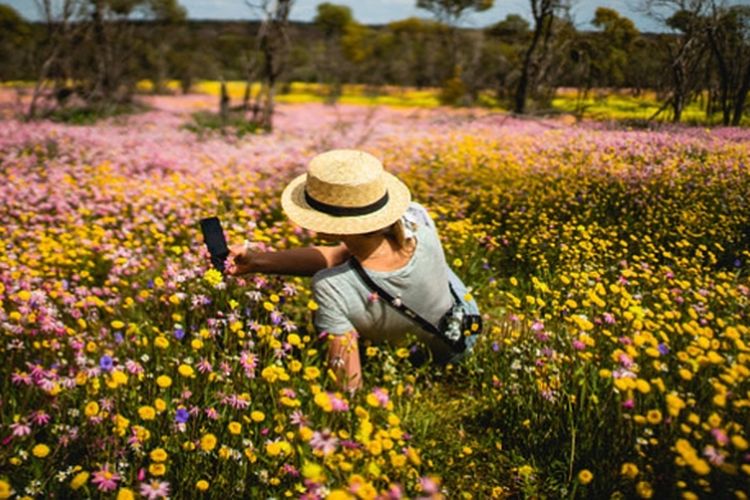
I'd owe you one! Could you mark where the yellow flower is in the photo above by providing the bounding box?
[691,459,710,476]
[228,421,242,435]
[178,364,195,378]
[304,367,321,380]
[149,463,166,476]
[635,481,653,498]
[70,471,89,490]
[32,444,50,458]
[731,435,748,451]
[251,411,265,422]
[200,433,217,452]
[620,462,639,479]
[287,333,301,346]
[307,300,319,311]
[390,453,407,468]
[154,398,167,413]
[635,379,650,394]
[116,488,135,500]
[196,480,209,491]
[84,401,99,417]
[156,375,172,388]
[301,462,325,482]
[203,268,223,287]
[646,410,662,425]
[138,405,156,420]
[517,464,533,477]
[299,426,314,441]
[578,469,593,485]
[110,320,125,330]
[154,336,169,349]
[0,479,12,499]
[326,490,352,500]
[150,447,168,462]
[111,370,128,386]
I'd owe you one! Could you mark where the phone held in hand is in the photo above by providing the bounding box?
[200,217,229,273]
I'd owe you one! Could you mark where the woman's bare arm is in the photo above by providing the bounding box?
[226,243,350,277]
[327,331,362,393]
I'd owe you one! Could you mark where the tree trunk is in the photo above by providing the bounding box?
[732,61,750,126]
[92,1,112,102]
[707,28,732,125]
[219,79,229,123]
[514,23,544,114]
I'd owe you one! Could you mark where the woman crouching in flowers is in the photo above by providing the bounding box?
[226,149,480,392]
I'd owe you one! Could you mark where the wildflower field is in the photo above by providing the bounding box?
[1,97,750,499]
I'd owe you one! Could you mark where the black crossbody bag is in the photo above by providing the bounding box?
[348,257,482,361]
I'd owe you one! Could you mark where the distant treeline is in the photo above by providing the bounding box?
[1,0,748,126]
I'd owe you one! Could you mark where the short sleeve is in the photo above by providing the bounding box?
[311,278,356,336]
[403,201,439,238]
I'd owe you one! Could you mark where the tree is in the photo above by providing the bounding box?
[313,3,356,100]
[705,4,750,125]
[84,0,185,102]
[246,0,295,131]
[591,8,639,87]
[513,0,570,114]
[314,2,353,37]
[417,0,494,103]
[0,4,30,81]
[641,0,712,122]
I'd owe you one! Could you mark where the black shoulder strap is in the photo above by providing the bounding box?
[348,256,441,336]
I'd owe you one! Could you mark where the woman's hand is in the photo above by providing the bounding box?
[225,241,256,276]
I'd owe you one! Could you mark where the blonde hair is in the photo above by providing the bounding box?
[365,219,413,251]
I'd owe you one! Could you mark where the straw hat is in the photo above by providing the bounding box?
[281,149,411,235]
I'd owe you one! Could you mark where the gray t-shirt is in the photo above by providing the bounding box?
[311,201,456,359]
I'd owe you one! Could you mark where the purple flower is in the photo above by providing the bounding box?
[99,355,113,372]
[173,326,185,340]
[658,343,669,355]
[175,408,189,424]
[491,342,500,352]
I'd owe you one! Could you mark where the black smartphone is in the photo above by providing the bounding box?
[200,217,230,273]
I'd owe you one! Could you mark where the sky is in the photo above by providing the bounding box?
[2,0,731,33]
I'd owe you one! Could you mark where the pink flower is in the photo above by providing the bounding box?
[372,387,390,406]
[139,480,170,499]
[91,463,120,492]
[11,371,32,385]
[29,410,51,426]
[310,429,339,456]
[10,421,31,437]
[196,358,213,373]
[703,445,725,466]
[290,410,309,427]
[711,428,729,446]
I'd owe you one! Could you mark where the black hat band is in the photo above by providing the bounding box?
[304,189,389,217]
